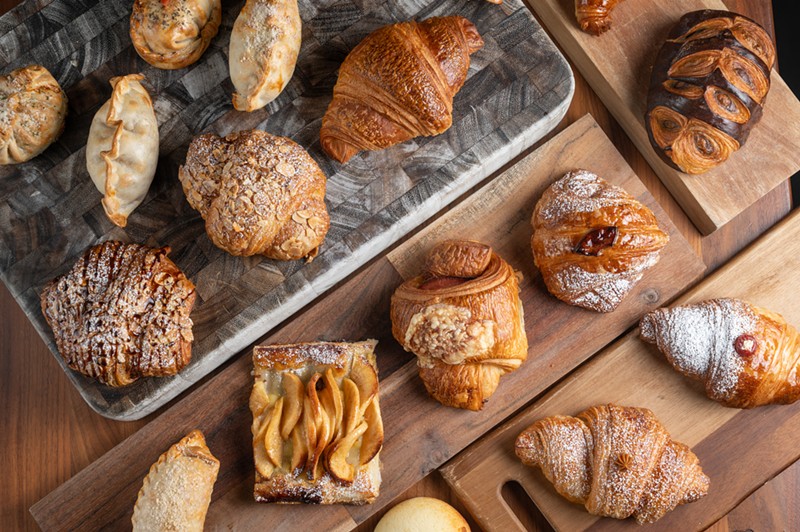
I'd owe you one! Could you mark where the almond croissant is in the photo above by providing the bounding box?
[515,404,709,524]
[320,16,484,163]
[390,240,527,410]
[640,298,800,408]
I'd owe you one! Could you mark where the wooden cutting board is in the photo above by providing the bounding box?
[526,0,800,235]
[0,0,574,420]
[441,209,800,531]
[30,115,703,530]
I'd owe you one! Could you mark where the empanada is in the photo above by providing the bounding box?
[229,0,301,112]
[130,0,222,70]
[250,341,383,504]
[86,74,159,227]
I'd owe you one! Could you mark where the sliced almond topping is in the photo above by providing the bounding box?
[264,397,284,468]
[360,397,384,465]
[341,378,360,437]
[325,422,368,484]
[280,373,303,440]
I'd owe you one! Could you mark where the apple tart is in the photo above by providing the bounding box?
[250,340,383,504]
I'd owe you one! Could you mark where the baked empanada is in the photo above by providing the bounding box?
[132,430,220,532]
[130,0,222,70]
[86,74,159,227]
[229,0,301,111]
[0,65,67,165]
[250,341,383,504]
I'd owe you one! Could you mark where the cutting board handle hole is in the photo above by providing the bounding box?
[501,480,549,531]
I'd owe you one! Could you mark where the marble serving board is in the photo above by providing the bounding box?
[0,0,573,419]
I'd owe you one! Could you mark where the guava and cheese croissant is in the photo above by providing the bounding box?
[640,298,800,408]
[515,404,709,524]
[390,240,528,411]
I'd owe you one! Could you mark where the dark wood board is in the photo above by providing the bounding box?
[30,115,704,531]
[526,0,800,235]
[441,209,800,531]
[0,0,575,419]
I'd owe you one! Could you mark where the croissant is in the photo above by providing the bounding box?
[640,298,800,408]
[0,65,67,165]
[646,10,775,174]
[390,240,528,410]
[531,169,669,313]
[179,129,330,260]
[40,241,196,387]
[575,0,623,35]
[320,16,484,163]
[515,404,709,524]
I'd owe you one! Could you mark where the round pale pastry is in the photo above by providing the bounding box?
[0,65,67,165]
[130,0,222,70]
[375,497,470,532]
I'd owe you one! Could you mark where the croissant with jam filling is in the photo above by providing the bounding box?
[646,10,776,174]
[640,298,800,408]
[390,240,528,411]
[531,170,669,313]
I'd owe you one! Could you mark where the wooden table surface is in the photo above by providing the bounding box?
[1,1,793,531]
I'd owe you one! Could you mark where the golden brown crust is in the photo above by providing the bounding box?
[640,298,800,408]
[531,170,669,313]
[132,430,220,532]
[40,241,196,387]
[320,16,484,163]
[0,65,67,165]
[130,0,222,70]
[575,0,622,36]
[515,404,709,524]
[250,341,382,504]
[178,129,330,260]
[645,10,775,174]
[390,240,527,410]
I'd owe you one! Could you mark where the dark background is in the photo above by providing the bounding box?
[773,1,800,205]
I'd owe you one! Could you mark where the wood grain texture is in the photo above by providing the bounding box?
[29,115,704,531]
[3,2,791,532]
[442,209,800,531]
[526,0,800,235]
[0,0,574,420]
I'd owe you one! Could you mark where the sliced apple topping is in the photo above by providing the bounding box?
[249,380,270,418]
[264,397,284,467]
[325,422,368,484]
[253,405,274,478]
[290,422,308,474]
[359,397,384,465]
[321,368,344,440]
[350,360,379,413]
[280,373,304,440]
[341,378,361,437]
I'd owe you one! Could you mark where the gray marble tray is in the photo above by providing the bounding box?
[0,0,573,420]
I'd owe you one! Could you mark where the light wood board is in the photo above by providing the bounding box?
[0,0,574,420]
[526,0,800,235]
[30,115,703,530]
[441,209,800,531]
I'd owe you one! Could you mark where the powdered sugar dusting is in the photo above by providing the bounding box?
[536,169,632,224]
[640,298,756,400]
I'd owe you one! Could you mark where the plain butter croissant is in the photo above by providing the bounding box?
[515,404,709,524]
[320,16,484,163]
[390,240,527,410]
[640,298,800,408]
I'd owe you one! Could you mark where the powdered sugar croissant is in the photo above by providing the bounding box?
[390,240,527,410]
[640,298,800,408]
[531,170,669,312]
[515,404,709,524]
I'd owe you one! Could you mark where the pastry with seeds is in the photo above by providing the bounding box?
[179,129,330,261]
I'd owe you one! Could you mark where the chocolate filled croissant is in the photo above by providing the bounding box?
[640,298,800,408]
[575,0,622,36]
[390,240,527,410]
[646,10,776,174]
[515,404,709,524]
[320,16,484,163]
[531,170,669,313]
